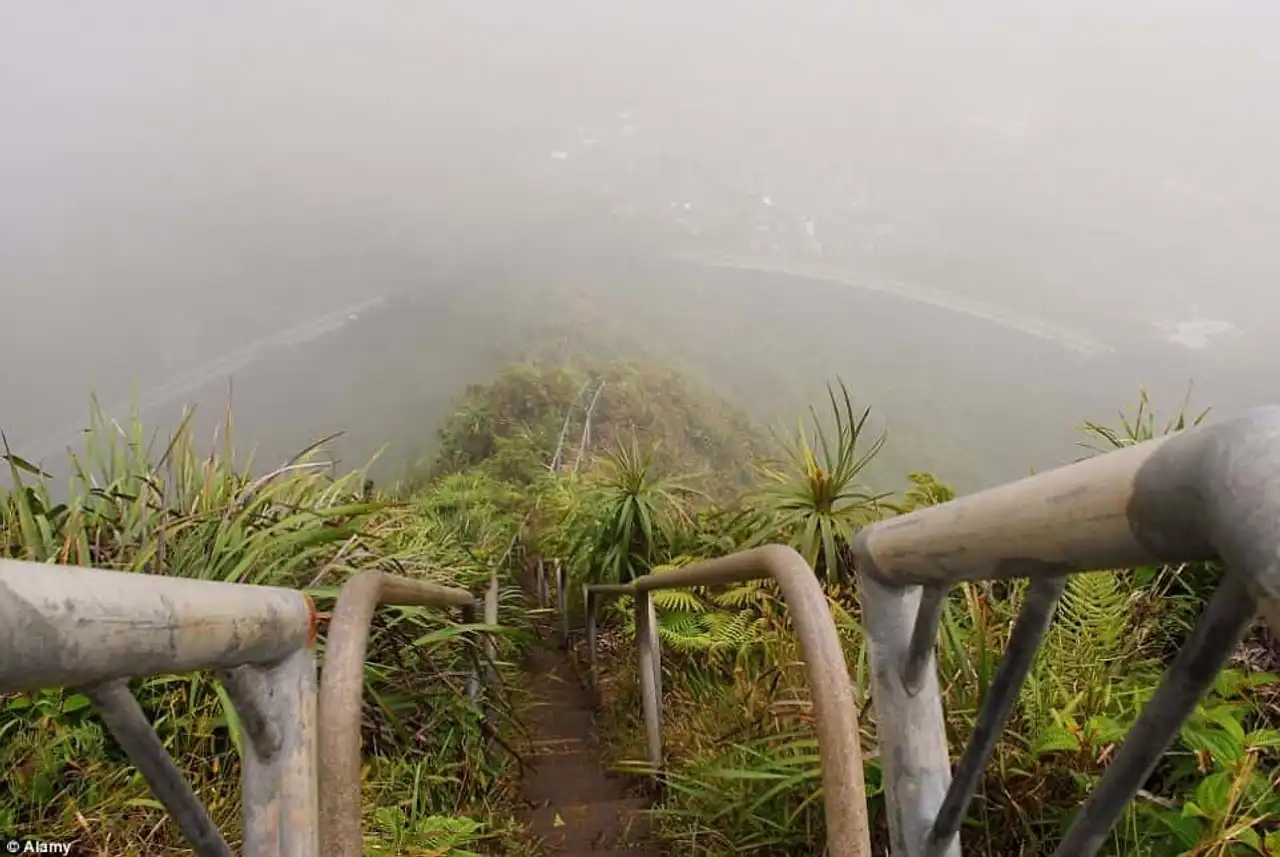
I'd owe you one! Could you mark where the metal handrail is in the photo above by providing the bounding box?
[9,407,1279,857]
[0,559,319,857]
[316,570,484,857]
[581,545,873,857]
[851,406,1280,857]
[1,559,503,857]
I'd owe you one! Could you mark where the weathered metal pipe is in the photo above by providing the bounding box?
[484,573,500,669]
[557,560,570,647]
[220,646,320,857]
[316,571,474,857]
[537,558,550,608]
[483,572,500,704]
[903,583,948,696]
[462,602,481,701]
[852,408,1280,616]
[853,407,1280,856]
[0,560,313,693]
[634,589,664,768]
[623,544,872,857]
[270,648,321,857]
[84,680,232,857]
[861,577,958,857]
[925,577,1066,857]
[582,584,638,699]
[584,586,599,697]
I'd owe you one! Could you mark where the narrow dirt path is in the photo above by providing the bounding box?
[517,628,658,856]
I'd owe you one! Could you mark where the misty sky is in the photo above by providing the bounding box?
[3,1,1278,473]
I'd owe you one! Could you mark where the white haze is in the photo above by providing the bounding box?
[2,0,1278,488]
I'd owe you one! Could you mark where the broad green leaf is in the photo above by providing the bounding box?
[1181,723,1244,765]
[1194,772,1232,816]
[1152,809,1203,847]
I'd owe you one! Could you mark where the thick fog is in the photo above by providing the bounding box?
[3,1,1278,489]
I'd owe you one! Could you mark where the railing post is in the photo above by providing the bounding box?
[484,571,499,683]
[537,558,549,608]
[588,547,871,855]
[634,588,663,769]
[557,559,569,647]
[222,647,320,857]
[462,601,481,702]
[317,571,475,857]
[860,576,957,857]
[481,573,501,753]
[584,586,599,699]
[84,680,232,857]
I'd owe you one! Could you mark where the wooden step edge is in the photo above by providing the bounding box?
[523,797,652,816]
[528,737,586,749]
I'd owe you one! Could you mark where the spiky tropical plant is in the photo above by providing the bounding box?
[749,379,892,581]
[564,435,701,585]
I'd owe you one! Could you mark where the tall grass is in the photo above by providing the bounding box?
[1,400,528,854]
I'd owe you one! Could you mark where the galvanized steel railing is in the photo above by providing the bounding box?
[6,407,1279,857]
[0,560,501,857]
[579,545,873,857]
[855,406,1274,854]
[0,560,320,857]
[571,407,1280,857]
[317,569,499,857]
[851,406,1280,857]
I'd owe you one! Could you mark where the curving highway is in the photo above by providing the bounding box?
[672,252,1115,359]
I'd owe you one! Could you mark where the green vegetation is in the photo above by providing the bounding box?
[570,385,1279,857]
[0,402,532,854]
[3,356,1277,856]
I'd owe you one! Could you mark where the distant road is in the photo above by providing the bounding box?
[20,294,389,466]
[673,252,1115,358]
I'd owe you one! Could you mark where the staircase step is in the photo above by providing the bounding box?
[524,748,597,767]
[522,760,630,803]
[529,737,587,754]
[522,798,651,850]
[519,634,658,855]
[526,679,587,698]
[529,670,585,690]
[525,746,596,764]
[524,705,595,739]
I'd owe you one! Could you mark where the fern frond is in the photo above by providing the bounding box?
[652,589,708,613]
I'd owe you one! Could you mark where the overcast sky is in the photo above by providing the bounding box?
[3,1,1278,474]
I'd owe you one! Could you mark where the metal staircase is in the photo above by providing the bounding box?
[2,407,1278,855]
